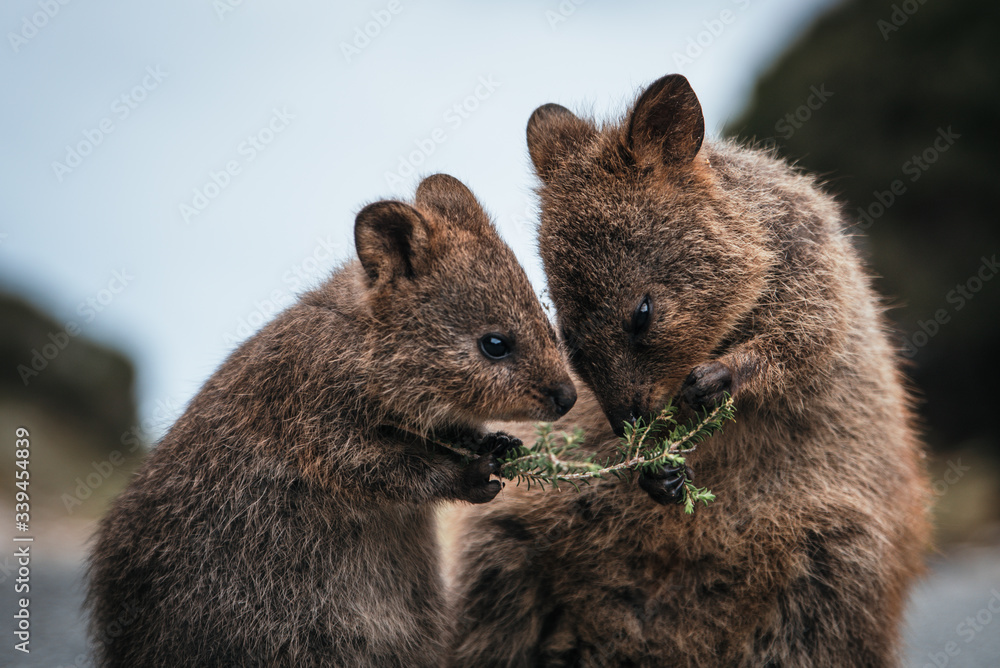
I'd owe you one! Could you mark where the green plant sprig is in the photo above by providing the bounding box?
[499,396,735,514]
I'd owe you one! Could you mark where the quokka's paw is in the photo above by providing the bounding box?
[638,463,694,505]
[460,455,503,504]
[681,360,733,413]
[476,431,523,460]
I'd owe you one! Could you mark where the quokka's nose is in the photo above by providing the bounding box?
[607,405,642,438]
[544,383,577,417]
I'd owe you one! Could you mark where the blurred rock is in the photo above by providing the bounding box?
[0,291,140,518]
[0,292,137,439]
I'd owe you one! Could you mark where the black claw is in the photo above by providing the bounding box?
[477,431,522,459]
[461,455,502,504]
[681,361,733,412]
[638,464,694,505]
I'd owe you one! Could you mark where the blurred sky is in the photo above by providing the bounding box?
[1,0,837,438]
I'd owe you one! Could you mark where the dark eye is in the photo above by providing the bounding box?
[479,333,512,360]
[631,296,652,336]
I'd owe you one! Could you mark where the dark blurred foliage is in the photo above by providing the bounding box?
[0,292,137,449]
[727,0,999,454]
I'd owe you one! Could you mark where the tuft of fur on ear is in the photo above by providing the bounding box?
[354,201,431,287]
[414,173,491,233]
[627,74,705,168]
[526,103,595,182]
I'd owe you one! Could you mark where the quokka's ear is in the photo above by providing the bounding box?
[414,174,491,234]
[526,103,595,182]
[354,200,432,287]
[627,74,705,169]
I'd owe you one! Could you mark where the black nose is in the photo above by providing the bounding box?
[544,383,577,417]
[607,405,642,438]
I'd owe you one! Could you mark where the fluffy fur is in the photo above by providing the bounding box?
[451,75,931,667]
[86,174,575,667]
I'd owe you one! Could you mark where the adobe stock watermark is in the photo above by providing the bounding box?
[878,0,930,41]
[921,588,1000,668]
[340,0,404,63]
[545,0,587,30]
[902,254,997,358]
[51,66,169,183]
[929,458,970,497]
[7,0,73,53]
[774,85,833,140]
[856,126,959,229]
[16,269,135,385]
[120,396,185,452]
[63,396,183,514]
[222,234,348,346]
[506,202,537,239]
[61,450,129,514]
[383,75,501,188]
[213,0,245,22]
[179,107,294,224]
[671,0,752,70]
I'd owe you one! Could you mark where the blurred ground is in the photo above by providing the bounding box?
[905,540,1000,668]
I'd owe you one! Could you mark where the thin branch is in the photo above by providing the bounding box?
[498,396,736,513]
[407,396,736,515]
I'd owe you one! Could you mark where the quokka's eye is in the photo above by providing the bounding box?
[479,333,512,360]
[631,296,652,336]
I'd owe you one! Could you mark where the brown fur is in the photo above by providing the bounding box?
[451,76,931,667]
[86,174,575,667]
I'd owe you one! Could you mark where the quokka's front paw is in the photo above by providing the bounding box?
[459,455,503,504]
[638,463,694,505]
[476,431,522,460]
[681,360,733,413]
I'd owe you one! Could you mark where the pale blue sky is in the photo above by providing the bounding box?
[1,0,837,438]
